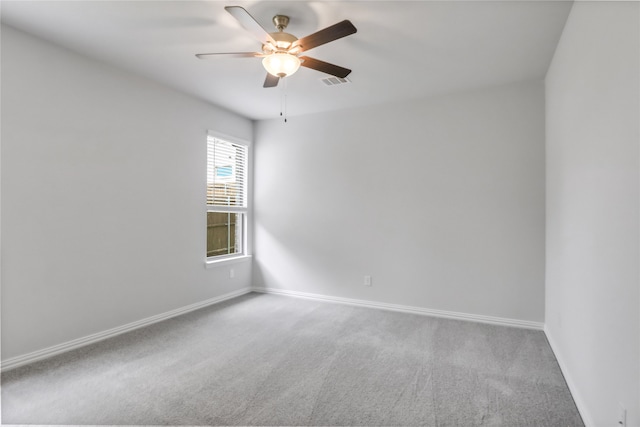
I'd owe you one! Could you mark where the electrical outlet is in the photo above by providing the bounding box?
[229,268,235,279]
[364,275,372,286]
[618,403,626,427]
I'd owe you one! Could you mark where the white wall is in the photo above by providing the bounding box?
[1,26,253,361]
[545,2,639,426]
[254,80,545,323]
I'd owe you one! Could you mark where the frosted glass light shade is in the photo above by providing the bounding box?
[262,53,301,78]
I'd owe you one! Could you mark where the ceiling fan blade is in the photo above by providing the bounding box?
[263,73,280,88]
[299,56,352,79]
[225,6,276,46]
[290,20,357,53]
[196,52,263,59]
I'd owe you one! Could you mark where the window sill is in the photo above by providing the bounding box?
[205,254,252,269]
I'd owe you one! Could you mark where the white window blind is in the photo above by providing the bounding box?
[207,136,247,207]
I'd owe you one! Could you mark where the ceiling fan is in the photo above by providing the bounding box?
[196,6,357,88]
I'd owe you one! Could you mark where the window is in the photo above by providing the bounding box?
[206,134,248,260]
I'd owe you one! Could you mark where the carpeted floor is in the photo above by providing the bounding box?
[2,292,583,426]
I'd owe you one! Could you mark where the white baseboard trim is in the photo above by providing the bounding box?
[252,287,544,330]
[544,326,593,427]
[1,287,252,372]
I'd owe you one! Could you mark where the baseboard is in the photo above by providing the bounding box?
[252,286,544,330]
[0,287,252,372]
[1,286,544,372]
[544,326,593,427]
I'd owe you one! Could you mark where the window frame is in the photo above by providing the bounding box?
[205,131,251,266]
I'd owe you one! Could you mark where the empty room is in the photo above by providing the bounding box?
[1,1,638,426]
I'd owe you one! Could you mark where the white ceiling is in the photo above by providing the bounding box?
[1,1,572,120]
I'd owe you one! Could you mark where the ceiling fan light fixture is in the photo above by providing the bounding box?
[262,53,301,78]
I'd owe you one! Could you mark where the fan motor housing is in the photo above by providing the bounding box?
[264,32,298,52]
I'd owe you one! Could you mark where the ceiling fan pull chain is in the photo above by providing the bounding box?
[280,77,288,123]
[284,93,288,123]
[279,77,283,117]
[280,76,284,117]
[284,77,287,123]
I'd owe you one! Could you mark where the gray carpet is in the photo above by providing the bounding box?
[2,292,583,426]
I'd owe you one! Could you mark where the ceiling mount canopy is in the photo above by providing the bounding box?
[196,6,357,88]
[272,14,289,32]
